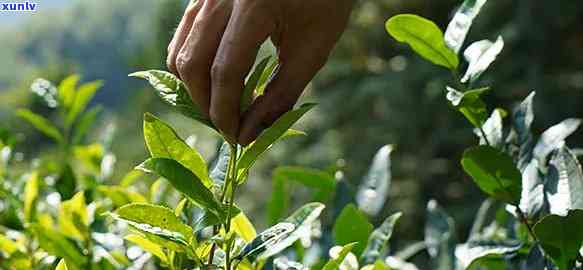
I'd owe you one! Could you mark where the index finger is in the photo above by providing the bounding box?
[210,1,276,142]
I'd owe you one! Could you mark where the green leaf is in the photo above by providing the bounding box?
[356,145,394,216]
[545,146,583,216]
[268,167,336,223]
[209,142,231,189]
[255,57,278,97]
[31,224,87,268]
[533,118,581,164]
[137,158,224,220]
[59,192,89,241]
[361,212,403,264]
[56,259,69,270]
[58,74,80,109]
[23,172,40,223]
[237,103,315,176]
[56,163,77,200]
[386,14,459,70]
[461,37,504,83]
[455,240,522,269]
[112,203,194,252]
[0,234,19,255]
[143,113,211,187]
[268,173,289,225]
[66,80,102,126]
[97,185,147,208]
[72,106,102,145]
[240,202,325,261]
[446,87,490,128]
[533,209,583,270]
[444,0,488,53]
[425,200,456,269]
[322,243,357,270]
[361,260,391,270]
[241,56,273,112]
[129,70,215,129]
[125,234,168,263]
[16,109,64,143]
[333,204,373,256]
[236,222,296,261]
[461,146,522,203]
[232,212,257,243]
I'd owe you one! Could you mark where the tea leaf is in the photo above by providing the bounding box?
[31,224,87,268]
[56,259,69,270]
[237,222,296,261]
[66,80,102,126]
[455,240,522,269]
[137,158,225,220]
[534,209,583,270]
[97,185,147,208]
[444,0,488,53]
[16,109,64,143]
[461,36,504,83]
[237,103,315,176]
[268,167,335,224]
[143,113,211,187]
[0,234,19,255]
[130,70,215,129]
[58,74,80,109]
[461,146,522,203]
[356,145,394,216]
[240,203,325,261]
[512,92,536,171]
[112,203,194,252]
[125,234,168,263]
[23,172,40,223]
[519,159,546,218]
[72,106,102,145]
[209,141,231,187]
[361,212,403,264]
[333,204,373,256]
[59,192,89,241]
[425,200,456,269]
[446,87,489,128]
[323,243,357,270]
[386,14,458,70]
[232,212,257,242]
[533,118,581,164]
[241,56,273,112]
[475,109,504,148]
[545,146,583,216]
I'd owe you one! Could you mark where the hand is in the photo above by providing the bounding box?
[167,0,354,145]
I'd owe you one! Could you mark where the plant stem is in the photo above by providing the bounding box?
[224,145,239,270]
[515,206,539,243]
[207,144,239,268]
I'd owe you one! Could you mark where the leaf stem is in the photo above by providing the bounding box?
[515,206,539,243]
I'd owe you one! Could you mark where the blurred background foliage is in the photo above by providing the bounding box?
[1,0,582,266]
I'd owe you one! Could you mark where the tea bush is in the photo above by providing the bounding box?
[1,0,583,269]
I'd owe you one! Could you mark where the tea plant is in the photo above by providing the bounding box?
[387,0,583,269]
[0,76,146,269]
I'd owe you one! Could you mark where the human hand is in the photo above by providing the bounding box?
[167,0,353,145]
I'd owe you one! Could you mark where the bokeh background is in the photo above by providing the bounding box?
[1,0,583,266]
